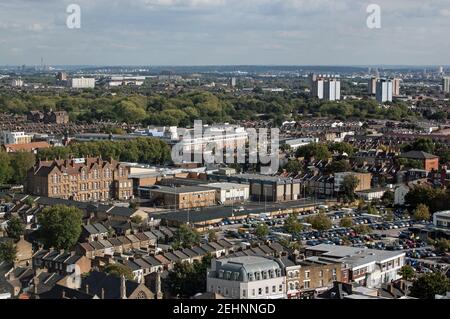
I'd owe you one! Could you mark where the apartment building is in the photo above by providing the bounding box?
[1,131,32,145]
[200,182,250,205]
[334,172,372,193]
[25,157,133,202]
[280,256,347,299]
[207,256,286,299]
[209,173,305,202]
[144,185,216,209]
[305,244,405,288]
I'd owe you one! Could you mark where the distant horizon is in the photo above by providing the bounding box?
[1,1,449,66]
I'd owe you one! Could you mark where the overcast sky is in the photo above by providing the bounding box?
[0,0,449,66]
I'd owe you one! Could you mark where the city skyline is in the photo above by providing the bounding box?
[1,0,450,66]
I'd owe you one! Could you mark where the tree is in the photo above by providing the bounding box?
[367,205,379,215]
[326,160,352,174]
[10,152,35,184]
[307,212,332,231]
[255,223,269,238]
[398,265,415,281]
[6,216,25,241]
[403,138,436,154]
[381,191,394,206]
[342,175,359,201]
[295,143,331,161]
[339,216,353,228]
[173,224,200,249]
[285,213,303,234]
[208,230,218,242]
[130,215,143,224]
[434,238,450,254]
[37,205,83,249]
[284,159,303,175]
[104,263,134,281]
[410,273,450,299]
[167,255,212,298]
[0,151,13,184]
[329,142,355,156]
[413,204,431,221]
[353,224,372,235]
[0,241,17,264]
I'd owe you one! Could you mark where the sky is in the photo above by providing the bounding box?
[0,0,449,66]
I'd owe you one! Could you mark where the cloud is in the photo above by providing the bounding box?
[0,0,449,65]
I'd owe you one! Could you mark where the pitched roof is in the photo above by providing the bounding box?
[401,151,438,160]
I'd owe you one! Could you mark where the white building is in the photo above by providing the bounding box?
[433,211,450,229]
[376,79,393,103]
[0,131,32,145]
[305,244,405,288]
[106,76,146,87]
[443,77,450,93]
[283,137,319,150]
[355,188,386,201]
[69,77,96,89]
[201,182,249,205]
[11,78,24,87]
[207,256,286,299]
[324,79,341,101]
[312,79,324,99]
[394,184,410,206]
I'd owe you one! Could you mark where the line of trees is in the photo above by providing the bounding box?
[37,138,171,165]
[0,90,417,125]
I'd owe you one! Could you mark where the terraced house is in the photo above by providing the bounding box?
[25,157,133,202]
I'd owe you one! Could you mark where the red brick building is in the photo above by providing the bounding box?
[400,151,439,172]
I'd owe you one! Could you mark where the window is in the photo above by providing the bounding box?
[265,287,269,294]
[252,289,255,296]
[225,288,229,296]
[304,281,310,289]
[319,280,324,287]
[319,270,323,277]
[279,285,283,292]
[289,283,294,291]
[305,270,310,279]
[242,289,246,297]
[258,288,262,295]
[272,286,276,293]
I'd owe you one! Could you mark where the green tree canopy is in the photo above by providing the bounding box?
[413,204,431,221]
[0,241,17,264]
[255,223,270,239]
[307,212,332,231]
[339,216,353,228]
[6,216,25,241]
[36,205,83,249]
[285,213,303,234]
[295,143,331,161]
[398,265,415,281]
[410,272,450,299]
[173,225,201,249]
[104,263,134,281]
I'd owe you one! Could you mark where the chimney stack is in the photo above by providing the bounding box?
[120,275,127,299]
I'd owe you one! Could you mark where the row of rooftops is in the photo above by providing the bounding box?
[305,244,405,268]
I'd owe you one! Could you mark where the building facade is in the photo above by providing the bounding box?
[1,131,32,145]
[26,157,133,202]
[376,79,393,103]
[207,256,286,299]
